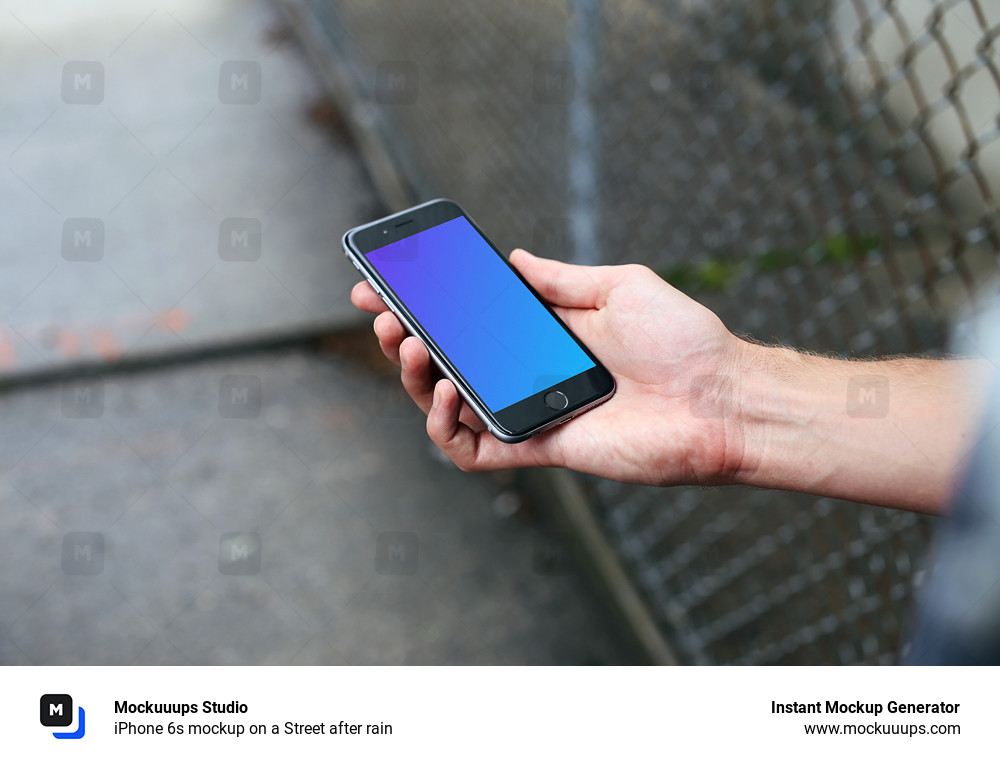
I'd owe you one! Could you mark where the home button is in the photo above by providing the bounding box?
[544,390,569,410]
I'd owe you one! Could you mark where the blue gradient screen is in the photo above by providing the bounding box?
[365,216,595,411]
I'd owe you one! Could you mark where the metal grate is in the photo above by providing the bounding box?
[300,0,1000,663]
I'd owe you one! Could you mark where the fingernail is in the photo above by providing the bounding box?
[400,355,407,370]
[432,385,440,409]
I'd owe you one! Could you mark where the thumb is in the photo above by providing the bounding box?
[509,248,609,308]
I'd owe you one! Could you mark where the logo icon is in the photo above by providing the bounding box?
[219,532,262,575]
[61,62,104,104]
[61,532,105,575]
[846,374,890,418]
[40,694,86,739]
[375,532,419,575]
[374,61,418,105]
[218,61,261,104]
[61,218,105,261]
[218,375,261,418]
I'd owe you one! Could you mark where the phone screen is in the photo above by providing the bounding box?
[365,215,595,412]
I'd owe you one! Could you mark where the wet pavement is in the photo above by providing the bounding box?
[0,349,631,664]
[1,0,376,379]
[0,0,633,664]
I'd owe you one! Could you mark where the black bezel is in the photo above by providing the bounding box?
[346,199,614,438]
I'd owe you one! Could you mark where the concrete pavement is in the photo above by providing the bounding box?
[0,0,634,665]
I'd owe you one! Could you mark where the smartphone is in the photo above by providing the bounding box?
[342,199,615,443]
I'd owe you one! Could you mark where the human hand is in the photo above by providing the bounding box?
[351,249,750,486]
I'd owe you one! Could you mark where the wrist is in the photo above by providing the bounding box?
[726,339,832,491]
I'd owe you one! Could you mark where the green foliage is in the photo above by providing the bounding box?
[659,231,881,292]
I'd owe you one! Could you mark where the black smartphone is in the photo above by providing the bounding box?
[342,199,615,443]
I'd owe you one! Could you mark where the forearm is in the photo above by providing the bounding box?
[731,341,990,513]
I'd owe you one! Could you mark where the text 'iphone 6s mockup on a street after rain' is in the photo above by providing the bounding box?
[343,199,615,443]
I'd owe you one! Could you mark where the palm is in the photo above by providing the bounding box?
[532,265,743,486]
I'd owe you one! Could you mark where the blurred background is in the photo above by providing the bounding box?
[2,0,998,665]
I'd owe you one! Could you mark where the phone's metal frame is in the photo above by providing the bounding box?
[342,199,615,443]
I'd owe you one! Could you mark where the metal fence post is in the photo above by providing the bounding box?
[569,0,603,266]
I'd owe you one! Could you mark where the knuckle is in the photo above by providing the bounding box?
[429,432,476,472]
[452,454,476,472]
[624,263,654,280]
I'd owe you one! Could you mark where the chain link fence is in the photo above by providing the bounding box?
[296,0,1000,663]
